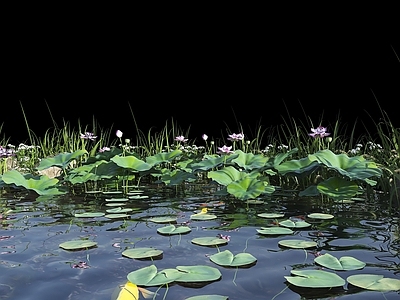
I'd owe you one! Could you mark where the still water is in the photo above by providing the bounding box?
[1,186,399,300]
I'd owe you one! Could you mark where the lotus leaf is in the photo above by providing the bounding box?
[157,224,191,235]
[257,227,293,235]
[190,213,217,220]
[314,253,366,270]
[279,220,311,228]
[346,274,400,291]
[122,247,163,259]
[127,264,181,286]
[307,213,334,220]
[209,250,257,267]
[105,213,130,219]
[74,212,105,218]
[59,240,97,250]
[185,295,229,300]
[257,213,285,218]
[278,239,317,249]
[285,269,345,288]
[176,265,222,282]
[191,237,228,246]
[148,216,177,223]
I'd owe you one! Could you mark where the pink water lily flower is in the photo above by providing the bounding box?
[116,130,123,138]
[227,133,244,142]
[202,134,208,141]
[309,126,330,138]
[217,145,234,154]
[80,132,97,141]
[175,136,188,142]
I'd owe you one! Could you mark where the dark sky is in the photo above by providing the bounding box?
[3,34,399,146]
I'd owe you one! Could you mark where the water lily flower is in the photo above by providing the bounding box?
[217,145,234,154]
[99,147,110,153]
[202,134,208,141]
[309,126,330,138]
[175,135,188,142]
[217,233,231,241]
[116,130,123,138]
[71,261,90,269]
[227,132,244,142]
[80,132,97,141]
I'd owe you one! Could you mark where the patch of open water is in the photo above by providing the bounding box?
[0,187,399,300]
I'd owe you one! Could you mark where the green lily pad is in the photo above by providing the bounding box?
[122,247,163,259]
[346,274,400,291]
[106,207,133,213]
[74,212,105,218]
[191,237,228,246]
[128,195,149,199]
[157,224,191,235]
[105,198,129,202]
[314,253,366,270]
[257,213,285,218]
[59,240,97,250]
[278,239,317,249]
[105,213,130,219]
[127,264,181,286]
[279,220,311,228]
[257,227,293,235]
[185,295,229,300]
[176,265,222,283]
[307,213,334,220]
[190,213,217,220]
[102,191,123,195]
[209,250,257,267]
[285,269,345,288]
[105,203,126,207]
[147,216,177,223]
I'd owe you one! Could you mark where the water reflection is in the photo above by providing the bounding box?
[0,189,399,299]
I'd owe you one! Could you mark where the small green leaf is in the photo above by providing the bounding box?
[74,212,105,218]
[190,213,217,220]
[157,224,191,235]
[257,227,293,235]
[278,239,317,249]
[307,213,334,220]
[147,216,177,223]
[59,240,97,250]
[285,269,345,288]
[257,213,285,219]
[347,274,400,291]
[209,250,257,267]
[314,253,366,270]
[279,220,311,228]
[185,295,229,300]
[122,247,163,259]
[176,265,222,283]
[191,237,228,246]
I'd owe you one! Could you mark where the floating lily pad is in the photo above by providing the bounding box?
[59,240,97,250]
[105,203,126,207]
[128,195,149,199]
[147,216,177,223]
[106,207,133,213]
[127,264,181,286]
[102,191,123,195]
[257,227,293,235]
[279,220,311,228]
[257,213,285,218]
[346,274,400,291]
[192,237,228,246]
[74,212,105,218]
[278,239,317,249]
[157,224,191,235]
[122,247,163,259]
[176,265,222,283]
[285,269,345,288]
[246,200,264,204]
[105,213,130,219]
[185,295,228,300]
[190,213,217,220]
[209,250,257,267]
[314,253,366,270]
[105,198,129,202]
[307,213,334,220]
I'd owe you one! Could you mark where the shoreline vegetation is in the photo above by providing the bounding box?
[0,102,399,210]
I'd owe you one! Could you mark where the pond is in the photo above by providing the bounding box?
[1,185,399,300]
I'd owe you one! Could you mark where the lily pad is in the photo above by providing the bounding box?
[257,213,285,218]
[279,219,311,228]
[59,240,97,250]
[128,195,149,199]
[147,216,177,223]
[185,295,228,300]
[190,213,217,220]
[102,191,123,195]
[278,239,317,249]
[307,213,334,220]
[192,237,228,246]
[209,250,257,267]
[346,274,400,291]
[104,213,130,219]
[127,264,181,286]
[285,269,345,288]
[105,198,129,202]
[314,253,366,270]
[74,212,105,218]
[176,265,222,283]
[157,224,191,235]
[105,203,126,207]
[257,227,293,235]
[122,247,163,259]
[106,207,133,213]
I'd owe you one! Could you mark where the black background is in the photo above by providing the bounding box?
[3,26,399,147]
